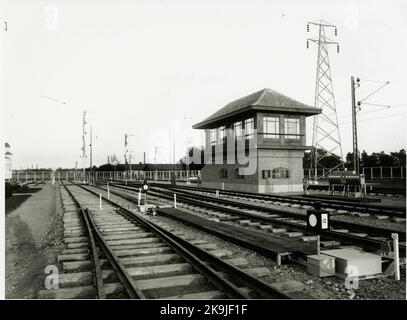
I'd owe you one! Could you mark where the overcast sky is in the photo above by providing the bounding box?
[1,0,406,169]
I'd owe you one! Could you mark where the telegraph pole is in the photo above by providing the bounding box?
[124,133,134,176]
[351,77,359,174]
[184,116,192,182]
[90,125,93,169]
[89,125,93,185]
[81,111,87,183]
[351,77,389,175]
[129,152,133,179]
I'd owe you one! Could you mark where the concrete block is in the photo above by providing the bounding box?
[322,248,382,277]
[307,254,336,277]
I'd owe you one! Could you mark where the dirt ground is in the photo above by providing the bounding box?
[5,182,64,299]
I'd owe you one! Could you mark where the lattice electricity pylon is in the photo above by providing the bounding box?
[307,20,343,180]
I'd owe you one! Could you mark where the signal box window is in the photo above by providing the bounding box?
[272,168,289,179]
[263,116,279,139]
[262,170,271,179]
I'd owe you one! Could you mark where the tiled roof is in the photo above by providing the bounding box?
[193,88,320,129]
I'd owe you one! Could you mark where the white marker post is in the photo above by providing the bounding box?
[222,182,224,191]
[174,193,177,208]
[317,235,320,256]
[138,188,141,206]
[107,182,110,199]
[216,190,219,198]
[392,233,400,281]
[99,194,102,211]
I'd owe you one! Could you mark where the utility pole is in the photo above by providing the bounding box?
[124,133,128,166]
[351,76,360,174]
[351,77,389,175]
[90,125,93,169]
[173,130,176,165]
[124,133,134,176]
[89,125,93,185]
[184,116,192,183]
[307,20,343,180]
[81,111,87,183]
[129,151,133,179]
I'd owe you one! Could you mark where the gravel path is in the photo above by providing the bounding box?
[5,182,64,299]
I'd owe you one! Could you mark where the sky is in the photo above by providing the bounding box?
[1,0,406,169]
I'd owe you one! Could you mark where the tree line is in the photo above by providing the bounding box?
[89,148,405,171]
[303,149,406,169]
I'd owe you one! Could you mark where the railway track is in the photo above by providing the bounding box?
[103,182,406,256]
[39,181,297,299]
[118,181,405,219]
[307,183,406,197]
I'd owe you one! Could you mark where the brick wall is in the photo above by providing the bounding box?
[201,160,259,192]
[257,149,304,192]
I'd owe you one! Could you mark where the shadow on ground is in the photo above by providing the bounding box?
[6,195,33,215]
[5,187,43,215]
[13,187,43,194]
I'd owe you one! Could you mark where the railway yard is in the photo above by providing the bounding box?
[2,2,406,308]
[5,178,406,300]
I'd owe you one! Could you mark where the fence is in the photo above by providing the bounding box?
[12,167,403,183]
[11,170,201,182]
[304,167,405,180]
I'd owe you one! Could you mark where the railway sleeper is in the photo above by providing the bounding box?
[38,282,126,299]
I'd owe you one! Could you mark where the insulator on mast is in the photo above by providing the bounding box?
[307,24,309,32]
[335,28,337,36]
[307,40,309,49]
[337,45,339,53]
